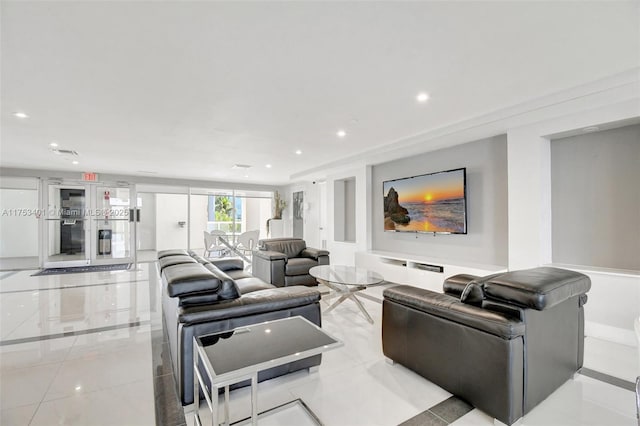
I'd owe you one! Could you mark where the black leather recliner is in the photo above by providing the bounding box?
[252,238,329,287]
[158,249,322,406]
[382,267,591,425]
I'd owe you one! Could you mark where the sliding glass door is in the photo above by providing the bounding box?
[189,189,272,254]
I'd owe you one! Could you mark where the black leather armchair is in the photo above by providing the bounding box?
[382,267,591,425]
[158,249,322,406]
[252,238,329,287]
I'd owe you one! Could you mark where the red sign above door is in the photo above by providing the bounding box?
[82,172,98,182]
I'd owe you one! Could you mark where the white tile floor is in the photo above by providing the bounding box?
[0,265,638,425]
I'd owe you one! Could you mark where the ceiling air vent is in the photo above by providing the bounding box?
[232,164,252,169]
[52,148,79,156]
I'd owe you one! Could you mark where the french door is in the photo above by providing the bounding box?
[41,180,136,267]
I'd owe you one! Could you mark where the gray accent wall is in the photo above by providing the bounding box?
[551,124,640,271]
[372,135,508,267]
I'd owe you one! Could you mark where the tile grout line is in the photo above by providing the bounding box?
[579,367,637,391]
[0,320,151,346]
[0,277,149,294]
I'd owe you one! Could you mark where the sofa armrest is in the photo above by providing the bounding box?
[178,286,321,325]
[384,285,525,339]
[300,247,329,260]
[253,250,287,261]
[210,257,244,271]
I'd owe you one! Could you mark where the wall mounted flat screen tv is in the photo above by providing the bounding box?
[383,168,467,234]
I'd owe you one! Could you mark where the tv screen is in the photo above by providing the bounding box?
[383,168,467,234]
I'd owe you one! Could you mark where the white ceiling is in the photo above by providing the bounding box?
[1,1,638,185]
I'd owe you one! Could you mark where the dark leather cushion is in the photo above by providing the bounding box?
[285,258,317,276]
[159,255,197,271]
[261,239,307,258]
[383,285,525,339]
[202,264,241,300]
[178,286,321,325]
[163,263,219,297]
[235,277,275,294]
[460,280,484,306]
[210,258,244,271]
[443,274,479,297]
[190,255,210,264]
[158,249,190,258]
[179,293,220,307]
[484,267,591,310]
[226,269,253,281]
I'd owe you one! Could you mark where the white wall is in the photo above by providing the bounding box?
[324,166,371,266]
[244,197,271,241]
[189,194,209,251]
[137,192,156,250]
[155,193,188,250]
[0,187,39,257]
[551,124,640,270]
[372,136,509,267]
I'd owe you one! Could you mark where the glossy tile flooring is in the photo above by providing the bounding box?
[1,264,638,425]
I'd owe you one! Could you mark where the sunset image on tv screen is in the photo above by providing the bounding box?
[383,168,466,233]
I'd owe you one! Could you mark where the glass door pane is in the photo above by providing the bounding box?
[93,186,132,263]
[44,184,89,267]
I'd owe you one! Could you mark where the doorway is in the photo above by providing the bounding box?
[42,181,136,267]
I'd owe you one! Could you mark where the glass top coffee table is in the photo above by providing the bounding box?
[193,316,342,425]
[309,265,384,324]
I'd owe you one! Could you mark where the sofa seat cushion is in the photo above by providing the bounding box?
[226,269,253,281]
[285,258,317,276]
[177,286,321,325]
[163,263,219,297]
[235,277,275,294]
[158,249,190,259]
[483,267,591,310]
[384,285,525,339]
[159,255,197,271]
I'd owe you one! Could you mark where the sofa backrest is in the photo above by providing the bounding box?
[162,262,241,307]
[259,238,307,258]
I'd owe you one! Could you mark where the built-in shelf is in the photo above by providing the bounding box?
[356,250,506,292]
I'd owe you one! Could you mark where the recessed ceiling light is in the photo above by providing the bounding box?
[295,150,302,155]
[416,92,430,103]
[265,164,272,168]
[337,130,347,138]
[72,160,79,165]
[583,126,600,133]
[13,112,29,119]
[49,142,58,147]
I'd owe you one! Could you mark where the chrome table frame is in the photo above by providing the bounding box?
[310,265,384,324]
[193,317,342,426]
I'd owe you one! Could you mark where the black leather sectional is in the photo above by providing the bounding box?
[382,267,591,425]
[158,249,322,405]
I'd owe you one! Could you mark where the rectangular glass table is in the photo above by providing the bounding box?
[193,316,342,426]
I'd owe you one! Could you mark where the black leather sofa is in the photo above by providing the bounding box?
[382,267,591,425]
[252,238,329,287]
[158,249,322,405]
